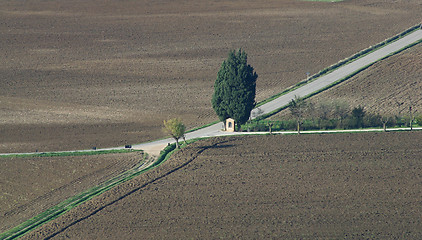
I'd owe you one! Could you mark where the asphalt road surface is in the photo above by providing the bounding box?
[1,29,421,155]
[132,28,422,152]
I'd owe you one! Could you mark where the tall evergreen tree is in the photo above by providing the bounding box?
[212,49,257,129]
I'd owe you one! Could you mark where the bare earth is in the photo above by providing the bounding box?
[1,0,422,153]
[23,132,422,239]
[0,152,143,233]
[271,44,422,119]
[2,0,422,238]
[311,44,422,115]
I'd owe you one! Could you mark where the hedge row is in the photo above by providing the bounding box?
[243,115,421,132]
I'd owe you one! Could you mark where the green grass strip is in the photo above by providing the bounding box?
[2,23,421,240]
[0,149,140,159]
[255,23,421,109]
[302,0,343,2]
[254,24,422,120]
[0,145,177,240]
[302,0,344,2]
[144,24,421,139]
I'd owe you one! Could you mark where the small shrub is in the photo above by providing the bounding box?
[415,115,422,126]
[157,143,176,162]
[363,114,382,128]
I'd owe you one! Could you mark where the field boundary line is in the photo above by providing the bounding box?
[0,24,421,157]
[0,149,172,240]
[251,27,422,120]
[255,23,422,109]
[40,140,219,239]
[0,149,140,158]
[1,23,422,240]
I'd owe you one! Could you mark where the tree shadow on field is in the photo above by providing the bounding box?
[197,143,234,151]
[42,139,233,240]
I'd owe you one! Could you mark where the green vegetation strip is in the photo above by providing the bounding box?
[254,24,422,120]
[302,0,343,2]
[0,145,177,240]
[2,23,421,240]
[0,149,138,159]
[165,23,421,134]
[255,23,421,109]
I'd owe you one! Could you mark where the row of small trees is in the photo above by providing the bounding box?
[163,49,419,145]
[243,96,420,133]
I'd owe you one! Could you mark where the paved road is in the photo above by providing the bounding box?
[1,29,421,156]
[250,29,422,117]
[132,28,422,152]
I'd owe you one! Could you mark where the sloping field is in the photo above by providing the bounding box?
[270,44,422,119]
[1,0,421,153]
[310,44,422,115]
[0,152,142,233]
[22,132,422,239]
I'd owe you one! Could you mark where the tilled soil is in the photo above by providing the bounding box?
[272,44,422,120]
[23,132,422,239]
[313,44,422,115]
[1,0,422,153]
[0,152,143,233]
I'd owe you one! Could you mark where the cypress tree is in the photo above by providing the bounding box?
[212,49,258,129]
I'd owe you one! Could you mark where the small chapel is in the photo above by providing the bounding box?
[226,118,235,132]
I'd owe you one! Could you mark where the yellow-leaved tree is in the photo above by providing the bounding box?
[163,118,186,149]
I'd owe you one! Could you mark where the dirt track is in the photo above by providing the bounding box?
[1,0,422,152]
[22,132,422,239]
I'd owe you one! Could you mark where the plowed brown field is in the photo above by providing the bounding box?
[23,132,422,239]
[1,0,421,152]
[271,43,422,120]
[312,44,422,115]
[0,152,143,233]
